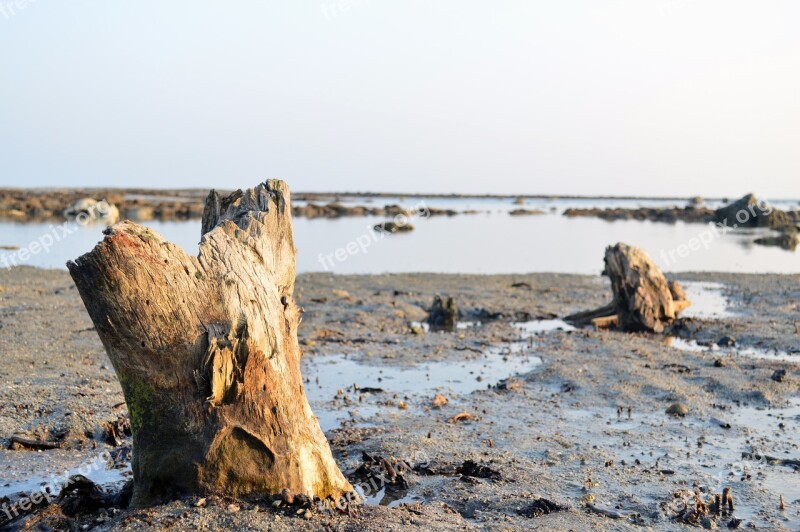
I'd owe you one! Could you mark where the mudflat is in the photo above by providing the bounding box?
[0,267,798,530]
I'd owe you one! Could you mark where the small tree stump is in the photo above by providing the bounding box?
[67,181,352,508]
[427,295,457,331]
[565,243,690,333]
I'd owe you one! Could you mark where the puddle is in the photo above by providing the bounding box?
[515,319,576,335]
[667,338,797,362]
[0,451,130,501]
[304,317,578,432]
[408,321,480,333]
[354,477,437,507]
[679,281,737,319]
[303,349,542,432]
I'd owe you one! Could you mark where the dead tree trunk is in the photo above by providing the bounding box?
[67,181,353,508]
[565,243,690,332]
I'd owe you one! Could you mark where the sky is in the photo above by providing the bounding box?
[0,1,798,198]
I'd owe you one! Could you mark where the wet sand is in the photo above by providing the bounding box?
[0,268,798,530]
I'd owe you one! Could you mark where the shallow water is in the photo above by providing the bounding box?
[303,347,543,432]
[515,319,576,335]
[679,281,738,320]
[668,338,798,362]
[302,318,580,432]
[0,450,129,500]
[1,198,798,273]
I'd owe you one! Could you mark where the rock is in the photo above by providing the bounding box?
[717,336,736,347]
[509,209,545,216]
[666,403,689,417]
[374,221,414,233]
[563,206,713,224]
[727,518,742,529]
[713,359,726,368]
[409,323,426,335]
[64,198,120,224]
[714,193,791,229]
[456,460,502,480]
[427,295,457,331]
[494,377,524,391]
[754,226,799,251]
[447,411,478,423]
[517,498,565,518]
[280,489,294,505]
[431,394,448,408]
[700,516,717,529]
[771,369,787,382]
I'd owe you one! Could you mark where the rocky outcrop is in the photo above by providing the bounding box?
[713,193,792,229]
[64,198,120,224]
[509,209,546,216]
[754,226,799,251]
[563,207,713,224]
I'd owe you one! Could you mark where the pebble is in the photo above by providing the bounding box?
[717,336,736,347]
[665,403,689,417]
[701,516,717,529]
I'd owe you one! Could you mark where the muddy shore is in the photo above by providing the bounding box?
[0,268,798,530]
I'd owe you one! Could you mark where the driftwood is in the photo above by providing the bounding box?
[67,181,352,508]
[7,435,62,450]
[565,243,690,333]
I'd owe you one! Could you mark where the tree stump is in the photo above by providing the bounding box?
[565,243,690,333]
[67,181,353,508]
[427,295,457,331]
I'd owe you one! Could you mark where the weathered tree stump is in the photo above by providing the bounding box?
[565,243,690,332]
[67,181,353,508]
[427,295,457,331]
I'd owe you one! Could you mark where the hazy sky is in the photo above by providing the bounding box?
[1,1,798,197]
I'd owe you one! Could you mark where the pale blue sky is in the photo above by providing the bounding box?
[1,1,798,197]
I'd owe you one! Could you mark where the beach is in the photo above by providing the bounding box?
[1,267,798,530]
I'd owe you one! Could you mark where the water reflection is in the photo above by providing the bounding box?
[1,208,798,274]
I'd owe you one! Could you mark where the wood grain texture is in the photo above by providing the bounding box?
[566,243,690,333]
[68,180,352,508]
